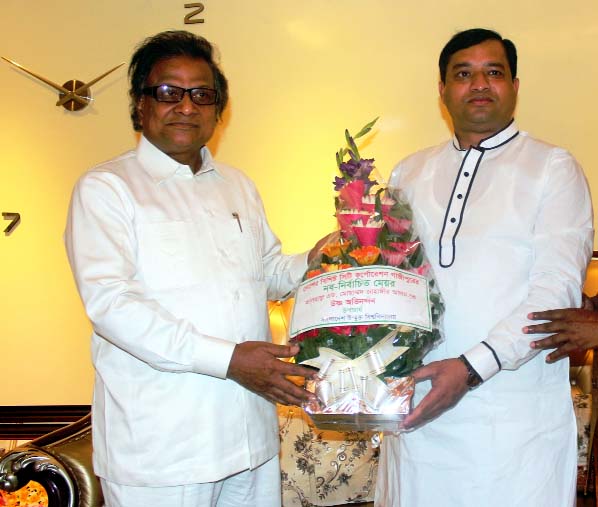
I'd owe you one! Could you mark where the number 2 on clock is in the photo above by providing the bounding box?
[184,3,205,24]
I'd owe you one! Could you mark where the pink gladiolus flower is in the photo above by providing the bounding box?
[388,241,420,255]
[384,215,411,234]
[339,180,365,209]
[353,225,383,247]
[410,263,431,276]
[362,195,396,214]
[336,211,371,239]
[380,249,407,266]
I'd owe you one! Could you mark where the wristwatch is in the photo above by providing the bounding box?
[458,354,483,390]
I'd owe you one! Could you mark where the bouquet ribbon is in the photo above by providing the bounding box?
[301,329,409,410]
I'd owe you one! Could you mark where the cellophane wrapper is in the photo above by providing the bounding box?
[289,121,444,432]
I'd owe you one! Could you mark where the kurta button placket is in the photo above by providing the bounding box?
[438,121,520,268]
[439,147,484,267]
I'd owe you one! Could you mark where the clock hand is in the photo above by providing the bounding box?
[1,56,88,106]
[55,62,126,107]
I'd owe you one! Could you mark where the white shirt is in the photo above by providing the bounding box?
[378,122,593,506]
[65,136,308,486]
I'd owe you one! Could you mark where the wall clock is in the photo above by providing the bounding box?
[1,57,125,111]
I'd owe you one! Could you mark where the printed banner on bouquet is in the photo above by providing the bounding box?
[289,266,432,337]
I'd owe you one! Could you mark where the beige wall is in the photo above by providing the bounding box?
[1,0,597,405]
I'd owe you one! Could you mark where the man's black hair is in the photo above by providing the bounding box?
[438,28,517,83]
[128,30,229,131]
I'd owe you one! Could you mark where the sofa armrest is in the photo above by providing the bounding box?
[0,414,102,507]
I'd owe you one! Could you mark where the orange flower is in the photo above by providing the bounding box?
[321,241,350,258]
[320,263,353,272]
[306,269,323,278]
[348,246,380,265]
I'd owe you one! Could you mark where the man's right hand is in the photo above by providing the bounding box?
[525,308,598,362]
[226,342,317,406]
[401,358,469,430]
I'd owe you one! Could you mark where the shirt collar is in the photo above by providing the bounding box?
[137,135,224,183]
[452,119,519,152]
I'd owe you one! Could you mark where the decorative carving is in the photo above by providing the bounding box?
[0,447,76,507]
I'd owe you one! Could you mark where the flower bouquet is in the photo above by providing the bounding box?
[289,118,444,431]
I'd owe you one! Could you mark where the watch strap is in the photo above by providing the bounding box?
[458,354,483,390]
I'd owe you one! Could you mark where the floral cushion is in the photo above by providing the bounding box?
[573,386,592,467]
[0,481,48,507]
[279,405,378,506]
[572,385,592,492]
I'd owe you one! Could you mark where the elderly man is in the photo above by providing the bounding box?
[377,28,593,507]
[65,30,320,507]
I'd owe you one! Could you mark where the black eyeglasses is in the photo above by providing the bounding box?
[142,84,218,105]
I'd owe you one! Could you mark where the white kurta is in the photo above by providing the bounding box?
[65,137,307,486]
[377,122,593,506]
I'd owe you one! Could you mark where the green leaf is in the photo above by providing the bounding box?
[344,129,361,160]
[344,128,352,145]
[374,187,384,215]
[337,147,347,167]
[409,243,424,267]
[354,117,379,140]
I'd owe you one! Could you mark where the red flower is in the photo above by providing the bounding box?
[329,326,353,336]
[293,329,320,342]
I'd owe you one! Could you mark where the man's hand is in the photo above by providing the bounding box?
[524,308,598,362]
[582,293,598,311]
[401,358,469,430]
[308,232,339,265]
[227,342,317,406]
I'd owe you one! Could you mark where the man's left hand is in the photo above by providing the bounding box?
[525,309,598,362]
[227,342,317,406]
[401,358,469,430]
[308,232,339,265]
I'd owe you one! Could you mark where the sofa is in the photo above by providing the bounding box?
[571,348,598,495]
[0,408,378,507]
[0,413,101,507]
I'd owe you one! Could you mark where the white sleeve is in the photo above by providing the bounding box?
[464,149,594,380]
[64,172,236,379]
